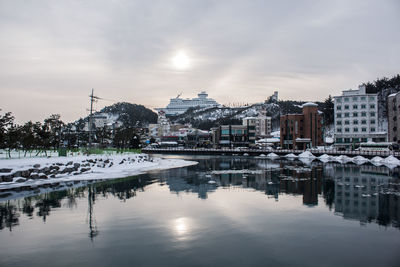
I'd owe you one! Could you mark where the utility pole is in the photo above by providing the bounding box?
[88,89,100,151]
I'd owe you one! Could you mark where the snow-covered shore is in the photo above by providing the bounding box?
[0,154,197,191]
[262,151,400,168]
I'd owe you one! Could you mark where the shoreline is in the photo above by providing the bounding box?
[0,154,198,193]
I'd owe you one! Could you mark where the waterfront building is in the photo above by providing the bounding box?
[242,115,272,138]
[156,91,219,116]
[211,125,255,148]
[388,92,400,143]
[280,102,323,149]
[334,85,386,148]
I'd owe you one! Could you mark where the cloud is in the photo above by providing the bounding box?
[0,0,399,123]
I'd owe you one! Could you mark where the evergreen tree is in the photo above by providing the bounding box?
[322,95,334,126]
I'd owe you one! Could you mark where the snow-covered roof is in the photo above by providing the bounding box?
[388,93,398,98]
[257,138,280,143]
[325,137,334,143]
[296,138,311,142]
[243,117,258,120]
[302,102,318,107]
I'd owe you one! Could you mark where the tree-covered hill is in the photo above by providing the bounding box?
[99,102,158,127]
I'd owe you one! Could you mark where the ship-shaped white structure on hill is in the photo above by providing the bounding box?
[156,91,220,116]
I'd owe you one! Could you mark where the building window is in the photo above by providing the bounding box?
[344,138,351,143]
[371,127,375,132]
[344,97,349,102]
[370,120,375,124]
[352,97,358,101]
[337,128,342,132]
[353,104,358,109]
[361,138,367,142]
[361,96,366,101]
[362,128,367,132]
[361,104,366,109]
[353,120,358,124]
[361,112,366,117]
[344,113,349,117]
[336,121,342,125]
[336,98,341,103]
[336,138,343,143]
[345,128,350,132]
[369,96,375,101]
[353,112,358,117]
[336,105,342,110]
[361,120,367,124]
[345,120,350,125]
[344,105,349,109]
[337,113,342,118]
[221,129,230,135]
[370,112,375,117]
[353,127,358,132]
[370,104,375,109]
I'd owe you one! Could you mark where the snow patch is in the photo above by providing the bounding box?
[298,151,315,159]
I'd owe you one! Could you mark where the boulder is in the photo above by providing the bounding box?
[80,168,90,173]
[21,170,32,178]
[30,174,39,179]
[61,167,74,174]
[50,165,60,171]
[66,161,73,166]
[0,168,12,173]
[33,164,41,168]
[1,175,13,182]
[12,171,22,177]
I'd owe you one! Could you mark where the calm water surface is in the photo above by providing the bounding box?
[1,155,399,267]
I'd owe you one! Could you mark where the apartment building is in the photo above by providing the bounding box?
[334,85,386,148]
[242,116,272,138]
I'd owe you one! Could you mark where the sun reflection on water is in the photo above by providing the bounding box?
[171,217,194,242]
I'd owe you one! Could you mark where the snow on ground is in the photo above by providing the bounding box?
[211,169,263,174]
[0,154,197,190]
[298,151,316,159]
[267,153,279,158]
[271,131,280,138]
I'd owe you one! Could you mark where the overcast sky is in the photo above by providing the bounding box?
[0,0,399,123]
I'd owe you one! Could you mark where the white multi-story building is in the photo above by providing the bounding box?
[334,85,386,147]
[156,91,219,116]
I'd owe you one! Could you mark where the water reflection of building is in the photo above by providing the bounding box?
[278,166,323,206]
[329,164,394,224]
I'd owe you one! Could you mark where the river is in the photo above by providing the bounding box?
[0,155,399,266]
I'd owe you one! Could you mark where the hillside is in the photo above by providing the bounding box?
[73,102,158,129]
[169,100,326,130]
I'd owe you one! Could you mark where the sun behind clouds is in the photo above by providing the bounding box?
[171,51,190,70]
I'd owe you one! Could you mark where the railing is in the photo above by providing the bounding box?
[142,147,400,158]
